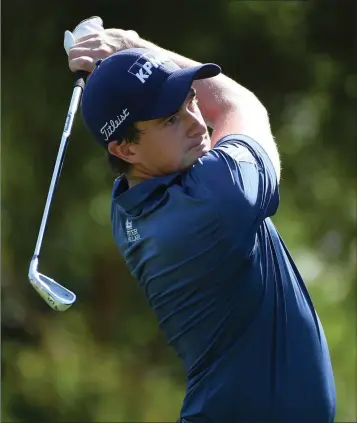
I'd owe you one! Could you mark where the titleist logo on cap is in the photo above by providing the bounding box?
[100,109,130,141]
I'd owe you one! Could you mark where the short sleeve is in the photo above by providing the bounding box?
[183,134,280,255]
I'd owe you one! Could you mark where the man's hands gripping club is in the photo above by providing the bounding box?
[67,27,139,73]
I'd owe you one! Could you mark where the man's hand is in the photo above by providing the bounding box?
[68,29,140,73]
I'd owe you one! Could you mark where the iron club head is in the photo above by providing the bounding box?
[28,257,76,311]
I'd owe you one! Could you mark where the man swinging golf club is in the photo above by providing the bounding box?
[66,17,336,423]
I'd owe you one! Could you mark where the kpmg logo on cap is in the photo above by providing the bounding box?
[100,108,130,142]
[128,53,171,84]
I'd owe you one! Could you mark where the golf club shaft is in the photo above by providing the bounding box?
[33,72,87,259]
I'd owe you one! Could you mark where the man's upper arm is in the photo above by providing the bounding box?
[184,135,280,251]
[209,95,281,182]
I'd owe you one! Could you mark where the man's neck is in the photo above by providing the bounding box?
[127,176,142,189]
[125,169,151,188]
[126,167,172,188]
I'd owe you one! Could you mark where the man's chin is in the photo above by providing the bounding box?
[181,152,204,170]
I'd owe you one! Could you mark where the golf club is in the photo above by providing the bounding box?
[28,71,87,311]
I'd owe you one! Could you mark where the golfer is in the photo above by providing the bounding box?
[68,27,336,422]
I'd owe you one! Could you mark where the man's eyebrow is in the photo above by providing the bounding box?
[156,88,197,125]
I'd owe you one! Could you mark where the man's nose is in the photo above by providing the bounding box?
[186,112,206,137]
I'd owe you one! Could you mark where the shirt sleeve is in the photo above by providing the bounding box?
[183,134,280,256]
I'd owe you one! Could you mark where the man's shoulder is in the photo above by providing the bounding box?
[186,134,270,181]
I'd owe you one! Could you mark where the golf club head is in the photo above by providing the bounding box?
[28,257,76,311]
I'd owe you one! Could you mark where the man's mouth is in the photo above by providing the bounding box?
[189,137,205,151]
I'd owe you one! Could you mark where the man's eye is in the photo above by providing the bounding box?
[189,97,198,107]
[165,114,179,125]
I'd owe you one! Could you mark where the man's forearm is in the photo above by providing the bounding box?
[121,30,265,130]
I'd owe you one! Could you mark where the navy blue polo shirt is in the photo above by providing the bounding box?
[111,135,336,422]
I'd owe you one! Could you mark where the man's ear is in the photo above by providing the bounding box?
[108,140,139,164]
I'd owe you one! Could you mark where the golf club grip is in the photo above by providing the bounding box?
[74,70,89,89]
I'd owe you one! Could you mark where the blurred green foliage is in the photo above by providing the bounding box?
[2,0,356,421]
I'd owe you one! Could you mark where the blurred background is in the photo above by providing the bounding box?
[2,0,356,421]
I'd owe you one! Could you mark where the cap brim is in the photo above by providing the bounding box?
[137,63,221,121]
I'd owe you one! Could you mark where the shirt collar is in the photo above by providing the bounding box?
[112,172,181,212]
